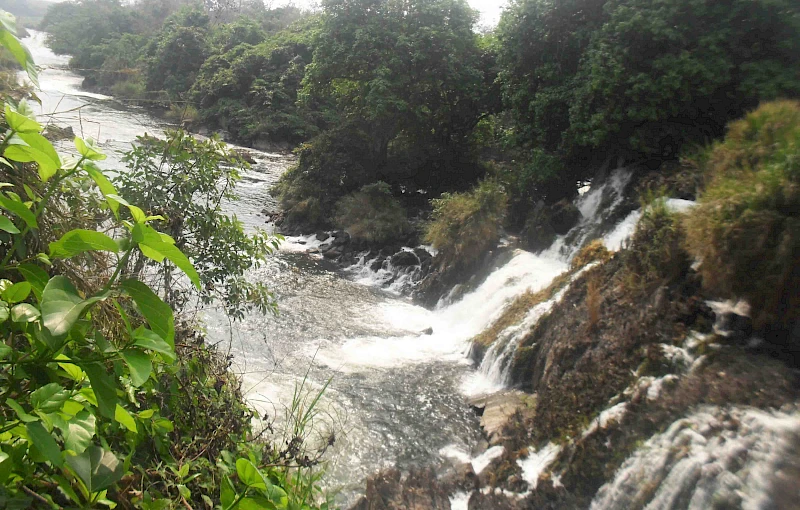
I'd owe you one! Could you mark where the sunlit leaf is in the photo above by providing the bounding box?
[49,229,120,259]
[114,405,137,433]
[0,193,37,229]
[1,281,31,303]
[11,303,39,322]
[74,137,106,161]
[30,382,69,413]
[0,215,19,233]
[41,276,108,337]
[64,411,95,455]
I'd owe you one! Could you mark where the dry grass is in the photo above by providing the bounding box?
[586,274,601,330]
[571,239,611,270]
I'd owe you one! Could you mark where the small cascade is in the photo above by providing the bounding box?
[590,406,800,510]
[344,247,433,295]
[544,168,635,262]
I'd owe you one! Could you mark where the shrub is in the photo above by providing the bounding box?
[685,100,800,333]
[623,198,690,295]
[571,239,611,270]
[335,181,411,245]
[425,179,507,268]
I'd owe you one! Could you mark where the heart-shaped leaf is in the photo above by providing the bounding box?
[66,446,123,493]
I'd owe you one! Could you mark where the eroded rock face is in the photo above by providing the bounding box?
[348,469,452,510]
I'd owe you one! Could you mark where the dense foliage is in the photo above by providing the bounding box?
[334,182,411,245]
[425,179,507,269]
[0,20,329,509]
[685,100,800,340]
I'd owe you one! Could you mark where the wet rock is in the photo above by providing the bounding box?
[421,327,433,335]
[467,491,523,509]
[315,231,329,242]
[323,246,343,259]
[349,468,451,510]
[549,199,582,235]
[391,250,419,267]
[467,391,536,445]
[43,124,75,142]
[332,231,351,247]
[521,202,556,253]
[319,243,331,252]
[414,248,433,269]
[370,257,386,272]
[232,148,256,164]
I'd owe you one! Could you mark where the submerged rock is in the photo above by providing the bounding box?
[391,250,420,267]
[349,468,452,510]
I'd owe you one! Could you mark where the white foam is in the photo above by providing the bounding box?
[439,444,505,474]
[517,442,562,489]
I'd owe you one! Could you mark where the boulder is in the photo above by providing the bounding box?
[420,327,433,335]
[549,199,582,235]
[233,148,256,164]
[315,231,329,242]
[414,248,433,269]
[370,257,386,272]
[391,251,420,267]
[332,231,351,247]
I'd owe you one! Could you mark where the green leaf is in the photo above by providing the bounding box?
[108,195,145,223]
[264,483,288,508]
[74,137,106,161]
[5,132,61,182]
[0,214,19,233]
[7,398,37,422]
[17,263,49,301]
[30,382,69,413]
[41,276,108,337]
[132,327,175,362]
[1,281,30,303]
[52,474,82,506]
[122,279,175,346]
[56,354,86,382]
[0,193,37,229]
[221,476,237,508]
[138,238,201,289]
[114,405,137,433]
[236,458,268,490]
[0,343,11,359]
[49,229,120,259]
[0,302,7,323]
[84,163,119,216]
[120,349,152,387]
[83,363,118,419]
[26,421,63,467]
[4,102,41,133]
[66,445,124,493]
[64,411,96,455]
[0,31,38,88]
[11,303,39,322]
[239,496,277,510]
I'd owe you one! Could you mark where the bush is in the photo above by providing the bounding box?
[685,100,800,334]
[335,181,411,245]
[623,197,690,295]
[571,239,611,270]
[425,179,507,268]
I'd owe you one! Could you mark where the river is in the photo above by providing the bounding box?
[22,29,562,505]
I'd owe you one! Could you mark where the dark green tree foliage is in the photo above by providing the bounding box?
[191,18,320,144]
[497,0,607,152]
[568,0,800,158]
[304,0,493,189]
[144,7,211,99]
[497,0,800,201]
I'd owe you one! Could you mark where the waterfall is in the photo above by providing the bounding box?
[590,406,800,510]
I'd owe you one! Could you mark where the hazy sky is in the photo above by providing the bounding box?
[38,0,509,27]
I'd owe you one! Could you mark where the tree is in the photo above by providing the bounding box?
[567,0,800,160]
[117,131,279,319]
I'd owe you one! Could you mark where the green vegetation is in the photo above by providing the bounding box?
[685,100,800,337]
[0,21,329,509]
[118,130,280,319]
[425,180,507,269]
[335,182,411,245]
